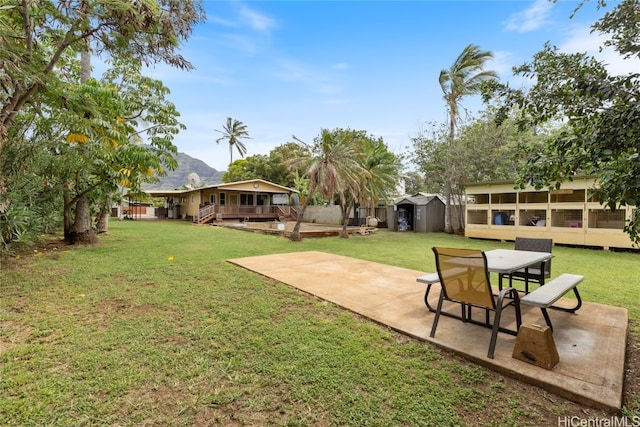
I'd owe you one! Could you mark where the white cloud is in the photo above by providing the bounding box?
[489,50,515,77]
[559,25,637,75]
[323,98,351,106]
[504,0,554,33]
[272,58,310,82]
[238,4,276,32]
[207,14,236,28]
[221,33,262,54]
[271,59,346,98]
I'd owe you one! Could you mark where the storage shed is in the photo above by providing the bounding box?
[388,193,445,232]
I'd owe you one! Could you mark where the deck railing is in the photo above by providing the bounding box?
[196,204,217,223]
[196,204,293,223]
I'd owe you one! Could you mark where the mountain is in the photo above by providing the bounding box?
[142,150,224,190]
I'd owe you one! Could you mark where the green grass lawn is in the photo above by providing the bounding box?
[1,220,638,426]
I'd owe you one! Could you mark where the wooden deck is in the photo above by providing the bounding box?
[211,220,377,238]
[195,205,297,225]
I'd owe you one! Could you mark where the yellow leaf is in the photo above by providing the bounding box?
[167,256,174,261]
[66,133,89,143]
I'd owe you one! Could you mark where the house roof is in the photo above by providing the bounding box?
[144,179,298,198]
[215,179,299,194]
[394,193,445,206]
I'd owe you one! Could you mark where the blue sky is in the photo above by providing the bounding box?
[144,0,632,172]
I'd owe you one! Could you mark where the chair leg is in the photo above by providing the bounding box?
[461,304,469,322]
[512,289,522,329]
[430,293,445,338]
[488,307,502,359]
[488,288,521,359]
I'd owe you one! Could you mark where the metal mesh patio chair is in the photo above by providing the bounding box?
[430,247,522,359]
[499,237,552,293]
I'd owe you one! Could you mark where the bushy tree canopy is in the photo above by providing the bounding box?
[484,0,640,243]
[289,128,401,241]
[221,142,309,188]
[0,0,204,247]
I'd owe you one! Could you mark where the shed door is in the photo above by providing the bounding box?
[397,204,414,231]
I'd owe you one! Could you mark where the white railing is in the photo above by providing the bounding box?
[197,204,217,222]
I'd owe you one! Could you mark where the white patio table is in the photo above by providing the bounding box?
[483,248,552,278]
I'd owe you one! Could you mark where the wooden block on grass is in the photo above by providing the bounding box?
[512,323,559,370]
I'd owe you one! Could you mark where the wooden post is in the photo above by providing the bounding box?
[512,324,559,369]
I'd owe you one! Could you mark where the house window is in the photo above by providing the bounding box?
[191,195,194,204]
[210,194,216,204]
[219,193,225,205]
[240,194,254,205]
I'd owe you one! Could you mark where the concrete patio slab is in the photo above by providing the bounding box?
[228,250,627,411]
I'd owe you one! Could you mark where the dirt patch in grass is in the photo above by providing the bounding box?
[0,320,33,353]
[1,235,71,270]
[624,321,640,410]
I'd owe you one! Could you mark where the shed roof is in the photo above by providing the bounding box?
[394,193,445,206]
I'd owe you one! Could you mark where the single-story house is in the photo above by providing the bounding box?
[387,193,446,232]
[146,179,299,224]
[464,177,636,250]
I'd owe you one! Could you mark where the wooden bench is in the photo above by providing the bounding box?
[520,273,583,330]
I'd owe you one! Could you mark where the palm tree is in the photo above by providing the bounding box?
[289,129,365,241]
[439,44,497,233]
[215,117,251,165]
[358,136,402,221]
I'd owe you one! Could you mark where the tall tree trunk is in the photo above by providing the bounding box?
[96,202,110,234]
[444,112,455,234]
[290,181,316,241]
[66,48,97,244]
[81,49,91,83]
[444,179,453,234]
[63,185,73,240]
[453,186,465,234]
[68,193,97,244]
[289,204,307,241]
[339,200,352,239]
